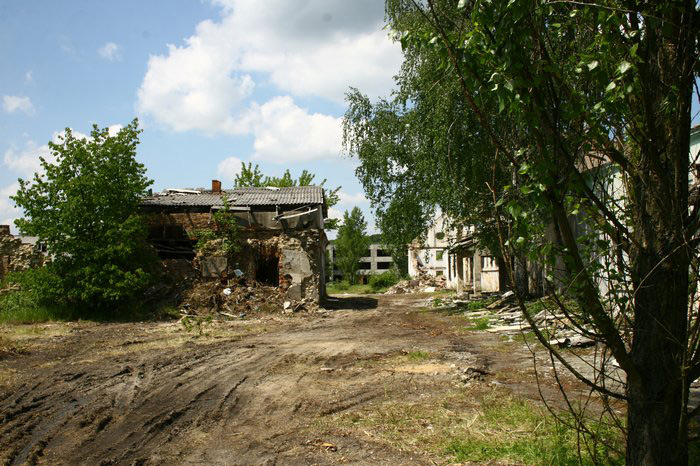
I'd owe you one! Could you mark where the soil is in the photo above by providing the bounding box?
[0,293,598,465]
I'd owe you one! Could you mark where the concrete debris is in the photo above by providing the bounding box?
[486,290,516,309]
[385,272,447,294]
[432,293,598,348]
[179,279,321,317]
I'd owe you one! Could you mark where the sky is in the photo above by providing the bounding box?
[0,0,404,235]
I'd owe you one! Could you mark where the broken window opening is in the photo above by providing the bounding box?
[255,249,280,286]
[149,225,196,260]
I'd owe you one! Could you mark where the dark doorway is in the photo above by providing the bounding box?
[256,253,279,286]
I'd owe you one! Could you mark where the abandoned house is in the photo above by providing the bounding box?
[408,213,507,294]
[0,225,47,281]
[140,181,328,302]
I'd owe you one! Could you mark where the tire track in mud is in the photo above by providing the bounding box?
[0,296,455,465]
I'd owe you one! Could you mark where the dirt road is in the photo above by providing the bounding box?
[0,293,587,465]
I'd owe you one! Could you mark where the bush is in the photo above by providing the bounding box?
[334,280,351,291]
[0,269,76,323]
[369,271,399,292]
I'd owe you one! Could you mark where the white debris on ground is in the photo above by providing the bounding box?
[431,290,596,348]
[385,273,448,294]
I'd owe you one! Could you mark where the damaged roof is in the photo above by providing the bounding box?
[141,186,325,207]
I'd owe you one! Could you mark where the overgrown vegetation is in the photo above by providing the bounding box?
[333,207,371,284]
[327,387,623,465]
[6,120,158,319]
[344,0,699,461]
[190,196,241,255]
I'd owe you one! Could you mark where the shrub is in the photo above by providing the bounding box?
[369,271,399,292]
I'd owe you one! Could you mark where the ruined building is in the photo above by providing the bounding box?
[0,225,47,281]
[140,181,328,302]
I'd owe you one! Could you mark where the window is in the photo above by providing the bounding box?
[359,261,372,270]
[377,262,391,269]
[436,270,444,276]
[377,249,391,257]
[436,250,444,261]
[435,232,445,240]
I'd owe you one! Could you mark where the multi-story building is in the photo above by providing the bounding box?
[326,240,395,281]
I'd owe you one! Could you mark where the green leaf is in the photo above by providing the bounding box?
[587,60,599,71]
[618,61,632,74]
[606,81,617,92]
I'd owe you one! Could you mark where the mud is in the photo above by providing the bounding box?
[0,294,594,465]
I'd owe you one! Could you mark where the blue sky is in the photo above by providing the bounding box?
[0,0,404,235]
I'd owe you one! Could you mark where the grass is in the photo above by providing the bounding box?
[406,349,430,361]
[327,282,379,295]
[464,316,491,331]
[324,386,624,465]
[445,392,623,465]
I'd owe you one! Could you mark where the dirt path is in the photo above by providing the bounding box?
[0,293,589,465]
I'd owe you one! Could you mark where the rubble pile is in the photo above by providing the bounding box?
[178,279,321,318]
[434,290,596,348]
[385,272,448,294]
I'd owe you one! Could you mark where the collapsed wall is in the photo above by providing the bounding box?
[144,212,326,303]
[0,225,46,281]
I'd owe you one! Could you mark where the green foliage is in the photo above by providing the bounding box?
[234,162,341,229]
[334,208,371,284]
[180,315,213,337]
[190,196,241,255]
[406,349,430,361]
[368,271,399,292]
[465,317,491,331]
[10,120,158,316]
[0,269,77,323]
[445,394,624,465]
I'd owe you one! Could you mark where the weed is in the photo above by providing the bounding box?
[0,336,28,355]
[465,317,491,331]
[445,392,624,465]
[181,315,213,337]
[407,349,430,361]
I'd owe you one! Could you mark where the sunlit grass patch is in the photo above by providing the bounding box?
[464,317,491,331]
[406,349,430,361]
[323,386,624,465]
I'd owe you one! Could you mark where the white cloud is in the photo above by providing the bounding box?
[0,182,21,231]
[98,42,122,61]
[2,95,35,115]
[107,124,123,136]
[217,156,243,181]
[337,190,368,206]
[3,142,51,178]
[3,130,89,179]
[247,96,342,162]
[24,71,33,84]
[136,0,402,134]
[327,207,344,221]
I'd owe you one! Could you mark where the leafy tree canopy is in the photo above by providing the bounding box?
[334,207,371,284]
[11,119,158,314]
[346,0,699,463]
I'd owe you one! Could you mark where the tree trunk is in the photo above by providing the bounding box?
[626,257,688,465]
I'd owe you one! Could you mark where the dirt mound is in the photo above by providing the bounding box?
[385,272,447,294]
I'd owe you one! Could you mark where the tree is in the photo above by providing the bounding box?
[334,208,371,284]
[11,119,157,314]
[234,162,341,229]
[345,0,699,463]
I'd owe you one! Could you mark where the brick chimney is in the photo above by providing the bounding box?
[212,179,222,193]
